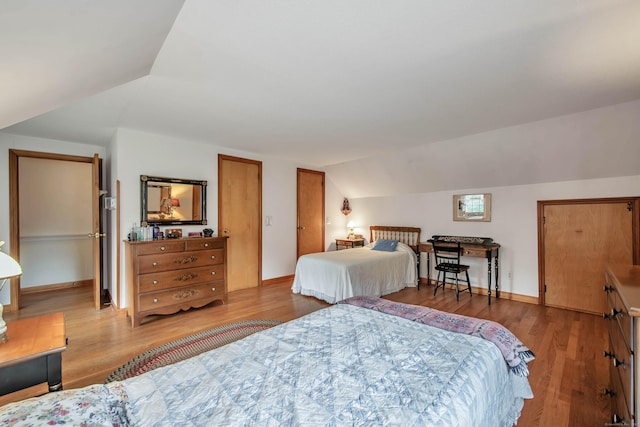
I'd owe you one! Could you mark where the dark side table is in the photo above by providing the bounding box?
[0,312,66,395]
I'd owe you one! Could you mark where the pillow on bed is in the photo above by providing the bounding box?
[372,239,399,252]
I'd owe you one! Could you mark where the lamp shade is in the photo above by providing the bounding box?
[347,221,356,229]
[0,251,22,280]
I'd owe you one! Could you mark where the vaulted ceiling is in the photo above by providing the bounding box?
[2,1,640,172]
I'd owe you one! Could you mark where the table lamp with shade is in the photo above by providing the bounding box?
[347,221,356,240]
[0,241,22,343]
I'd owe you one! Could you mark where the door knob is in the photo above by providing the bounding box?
[87,232,106,239]
[223,228,230,234]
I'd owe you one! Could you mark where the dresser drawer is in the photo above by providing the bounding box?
[138,249,224,274]
[134,240,185,255]
[610,352,633,424]
[186,238,224,251]
[139,281,226,312]
[609,330,633,415]
[139,265,225,292]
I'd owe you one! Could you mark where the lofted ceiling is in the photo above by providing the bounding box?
[2,0,640,169]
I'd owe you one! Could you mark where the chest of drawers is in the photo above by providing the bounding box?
[125,237,228,327]
[604,265,640,425]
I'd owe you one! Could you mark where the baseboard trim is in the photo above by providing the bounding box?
[21,279,92,295]
[262,275,294,286]
[418,278,538,305]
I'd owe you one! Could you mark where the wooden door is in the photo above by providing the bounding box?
[540,199,637,314]
[297,169,324,258]
[218,155,262,291]
[91,154,101,310]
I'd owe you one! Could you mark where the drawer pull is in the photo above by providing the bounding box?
[177,273,197,282]
[604,351,614,359]
[612,414,628,425]
[153,280,158,285]
[603,285,614,293]
[174,289,198,300]
[211,287,216,292]
[604,388,616,397]
[176,256,198,265]
[613,357,627,369]
[153,298,159,303]
[152,261,159,267]
[611,308,625,318]
[211,271,216,276]
[603,312,613,320]
[160,246,166,251]
[204,243,209,247]
[211,255,216,260]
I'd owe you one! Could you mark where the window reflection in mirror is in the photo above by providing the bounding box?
[453,193,491,222]
[140,176,207,226]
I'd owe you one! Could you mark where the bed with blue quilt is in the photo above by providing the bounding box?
[0,297,534,426]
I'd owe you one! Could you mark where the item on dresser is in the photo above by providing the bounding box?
[603,265,640,425]
[125,237,228,327]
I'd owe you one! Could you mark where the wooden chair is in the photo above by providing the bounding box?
[432,241,472,301]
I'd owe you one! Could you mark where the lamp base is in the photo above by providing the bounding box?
[0,303,6,343]
[0,332,6,343]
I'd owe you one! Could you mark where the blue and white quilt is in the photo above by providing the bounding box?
[0,303,533,426]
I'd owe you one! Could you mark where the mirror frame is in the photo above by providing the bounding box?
[453,193,491,222]
[140,175,207,226]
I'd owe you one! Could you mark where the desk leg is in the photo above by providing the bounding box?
[495,248,500,298]
[47,353,63,392]
[425,253,431,289]
[487,255,493,305]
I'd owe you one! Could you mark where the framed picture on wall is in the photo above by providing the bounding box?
[453,193,491,222]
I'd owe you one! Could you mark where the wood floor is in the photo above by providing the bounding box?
[1,281,610,426]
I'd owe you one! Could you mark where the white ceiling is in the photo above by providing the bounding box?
[2,0,640,168]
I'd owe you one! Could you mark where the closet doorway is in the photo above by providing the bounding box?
[9,150,103,311]
[538,197,640,315]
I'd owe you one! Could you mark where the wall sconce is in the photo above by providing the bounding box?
[347,221,356,240]
[0,242,22,343]
[341,198,352,216]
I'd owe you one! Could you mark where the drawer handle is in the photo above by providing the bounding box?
[160,246,166,251]
[176,256,198,265]
[211,287,216,292]
[174,289,198,299]
[603,285,614,293]
[204,243,209,247]
[604,388,616,397]
[603,313,613,320]
[153,280,158,285]
[614,357,627,369]
[211,271,216,276]
[211,255,216,260]
[613,414,627,424]
[152,261,159,267]
[611,308,624,318]
[153,298,159,303]
[177,273,197,282]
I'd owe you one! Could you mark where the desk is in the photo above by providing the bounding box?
[0,312,66,395]
[419,238,500,304]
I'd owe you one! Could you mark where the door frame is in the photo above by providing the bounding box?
[537,196,640,306]
[8,149,103,312]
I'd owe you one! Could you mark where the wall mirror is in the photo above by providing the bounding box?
[453,193,491,222]
[140,175,207,226]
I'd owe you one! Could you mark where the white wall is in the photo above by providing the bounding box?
[349,174,640,298]
[0,133,107,304]
[111,128,322,308]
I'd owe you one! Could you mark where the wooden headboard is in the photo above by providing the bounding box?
[369,225,421,252]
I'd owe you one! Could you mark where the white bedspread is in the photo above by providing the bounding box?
[291,242,417,303]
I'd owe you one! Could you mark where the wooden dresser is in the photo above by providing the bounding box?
[125,237,228,327]
[604,265,640,425]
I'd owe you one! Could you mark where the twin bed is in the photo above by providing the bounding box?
[292,225,421,303]
[0,297,533,426]
[0,225,534,425]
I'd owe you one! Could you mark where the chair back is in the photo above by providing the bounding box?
[432,241,463,266]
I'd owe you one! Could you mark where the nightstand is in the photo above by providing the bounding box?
[335,238,365,250]
[0,312,66,396]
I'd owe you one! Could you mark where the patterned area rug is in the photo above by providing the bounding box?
[105,319,283,383]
